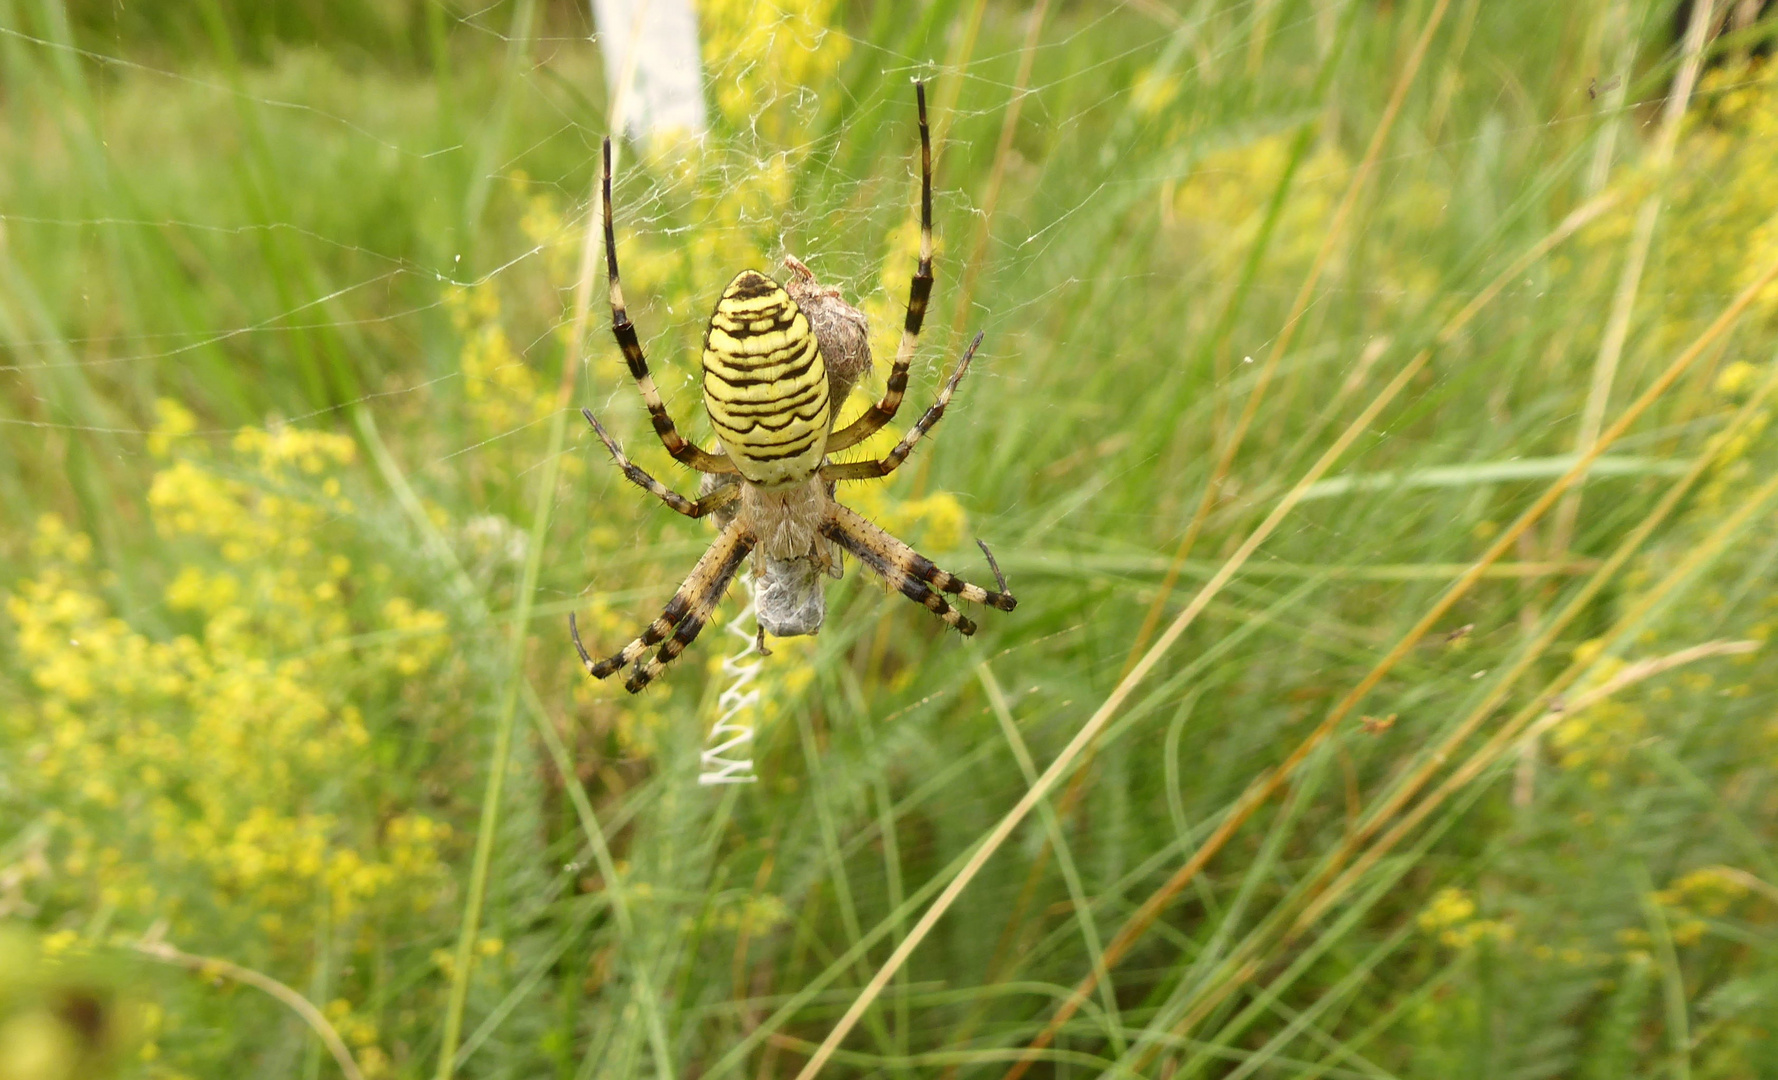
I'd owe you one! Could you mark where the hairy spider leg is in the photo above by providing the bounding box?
[821,502,1016,636]
[581,409,739,519]
[602,138,736,475]
[626,529,757,692]
[572,519,753,682]
[826,80,933,454]
[822,332,982,482]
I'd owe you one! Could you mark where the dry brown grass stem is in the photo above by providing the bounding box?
[930,0,989,157]
[979,0,1462,1019]
[946,0,1049,351]
[1040,232,1778,1069]
[1550,0,1714,554]
[1022,235,1778,1070]
[1123,0,1457,675]
[1526,640,1761,741]
[135,941,364,1080]
[1059,338,1778,1070]
[997,190,1621,1076]
[1701,865,1778,906]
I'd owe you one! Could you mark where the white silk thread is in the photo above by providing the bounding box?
[699,571,762,785]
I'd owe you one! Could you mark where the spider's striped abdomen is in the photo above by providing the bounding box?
[702,270,830,487]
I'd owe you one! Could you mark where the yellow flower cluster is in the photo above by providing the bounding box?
[1694,355,1774,513]
[4,405,454,962]
[145,405,354,565]
[700,0,850,135]
[323,998,391,1077]
[1577,58,1778,353]
[447,281,556,444]
[1604,866,1739,958]
[1417,886,1514,949]
[1170,135,1354,281]
[849,484,970,555]
[1695,60,1778,319]
[1656,866,1750,921]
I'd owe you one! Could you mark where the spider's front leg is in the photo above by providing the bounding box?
[821,332,982,483]
[572,520,755,692]
[601,138,735,476]
[826,80,933,454]
[582,409,738,519]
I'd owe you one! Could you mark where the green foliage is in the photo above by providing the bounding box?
[5,0,1778,1077]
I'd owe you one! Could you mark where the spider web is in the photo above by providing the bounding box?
[4,3,1769,694]
[10,0,1778,1073]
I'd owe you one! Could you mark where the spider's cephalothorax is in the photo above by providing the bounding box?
[571,82,1016,694]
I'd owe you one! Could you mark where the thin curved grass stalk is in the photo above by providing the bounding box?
[436,53,675,1075]
[1176,357,1778,1052]
[1550,0,1716,555]
[997,188,1627,1078]
[1124,0,1446,672]
[356,224,674,1076]
[701,571,764,785]
[1045,245,1778,1075]
[976,661,1124,1055]
[936,0,1050,378]
[1107,355,1778,1070]
[134,941,364,1080]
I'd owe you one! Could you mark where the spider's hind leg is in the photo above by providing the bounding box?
[820,503,1016,636]
[571,603,683,679]
[626,526,756,692]
[572,520,755,692]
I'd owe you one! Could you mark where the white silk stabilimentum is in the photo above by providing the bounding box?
[699,572,762,785]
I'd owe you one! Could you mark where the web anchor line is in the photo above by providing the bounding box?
[699,570,762,785]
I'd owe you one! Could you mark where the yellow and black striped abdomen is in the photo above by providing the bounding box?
[702,270,830,487]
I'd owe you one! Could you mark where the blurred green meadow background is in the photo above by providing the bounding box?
[6,0,1778,1075]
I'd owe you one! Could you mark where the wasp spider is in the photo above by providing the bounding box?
[571,83,1016,694]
